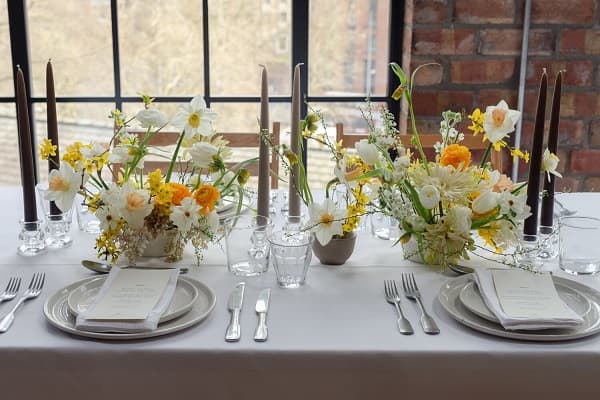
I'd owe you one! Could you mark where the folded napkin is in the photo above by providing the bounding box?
[473,269,584,331]
[75,267,179,333]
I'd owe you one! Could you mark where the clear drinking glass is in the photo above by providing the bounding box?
[36,182,73,248]
[75,194,101,234]
[269,230,313,288]
[224,215,272,277]
[370,212,400,241]
[559,216,600,275]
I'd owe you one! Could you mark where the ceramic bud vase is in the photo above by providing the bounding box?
[312,231,357,265]
[143,230,179,260]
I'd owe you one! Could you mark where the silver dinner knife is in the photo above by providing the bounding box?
[254,288,271,342]
[225,282,246,342]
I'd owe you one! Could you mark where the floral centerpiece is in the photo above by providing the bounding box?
[353,64,536,268]
[39,95,253,264]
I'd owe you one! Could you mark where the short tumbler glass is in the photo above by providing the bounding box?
[269,230,313,288]
[225,215,272,277]
[559,216,600,275]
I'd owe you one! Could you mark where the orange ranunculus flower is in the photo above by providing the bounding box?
[440,144,471,170]
[193,184,220,214]
[167,182,192,206]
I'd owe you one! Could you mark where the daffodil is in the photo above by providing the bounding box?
[95,205,121,231]
[482,100,521,144]
[307,198,346,246]
[170,197,201,234]
[43,164,83,212]
[171,96,217,139]
[116,183,153,229]
[541,148,562,181]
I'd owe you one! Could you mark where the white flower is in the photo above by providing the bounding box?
[171,96,217,139]
[355,139,379,165]
[116,183,153,229]
[80,142,106,159]
[307,198,346,246]
[171,197,201,234]
[333,155,360,187]
[43,164,82,212]
[498,191,531,220]
[418,185,440,209]
[541,148,562,181]
[95,205,121,231]
[136,109,168,128]
[472,190,499,215]
[189,142,219,169]
[483,100,521,144]
[446,206,472,236]
[404,214,427,232]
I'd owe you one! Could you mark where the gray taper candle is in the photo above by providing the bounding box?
[257,65,270,220]
[288,63,302,217]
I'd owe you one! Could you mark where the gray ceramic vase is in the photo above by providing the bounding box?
[312,231,357,265]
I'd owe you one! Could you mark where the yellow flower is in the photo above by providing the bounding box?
[492,139,507,152]
[147,169,164,194]
[511,148,530,163]
[167,182,192,206]
[283,149,298,165]
[478,224,502,253]
[391,85,405,101]
[39,138,57,160]
[237,169,250,185]
[440,144,471,170]
[468,108,485,136]
[109,109,126,128]
[62,142,85,169]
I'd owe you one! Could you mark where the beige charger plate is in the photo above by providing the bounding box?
[44,276,216,340]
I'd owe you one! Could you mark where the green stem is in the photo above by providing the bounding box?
[479,143,493,168]
[165,131,186,183]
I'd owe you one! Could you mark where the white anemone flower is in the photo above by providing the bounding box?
[307,198,346,246]
[189,142,219,169]
[136,109,169,128]
[171,96,217,139]
[117,183,153,229]
[171,197,201,234]
[541,148,562,181]
[355,139,379,165]
[472,190,499,215]
[43,164,82,212]
[418,185,440,209]
[498,191,531,220]
[483,100,521,144]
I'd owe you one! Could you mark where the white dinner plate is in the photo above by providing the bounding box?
[66,276,199,324]
[44,276,216,340]
[439,274,600,341]
[458,279,592,324]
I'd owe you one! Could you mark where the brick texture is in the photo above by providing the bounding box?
[410,0,600,188]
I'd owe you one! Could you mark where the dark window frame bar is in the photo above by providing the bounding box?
[4,0,401,174]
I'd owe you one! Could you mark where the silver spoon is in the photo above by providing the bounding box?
[447,264,474,275]
[81,260,188,274]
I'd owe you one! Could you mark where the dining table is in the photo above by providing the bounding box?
[0,187,599,399]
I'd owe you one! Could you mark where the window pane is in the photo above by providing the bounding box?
[309,0,390,96]
[0,104,19,185]
[0,4,12,96]
[208,0,291,96]
[119,0,204,96]
[34,103,115,180]
[27,0,114,97]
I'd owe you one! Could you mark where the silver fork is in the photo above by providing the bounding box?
[0,273,45,333]
[402,273,440,335]
[0,277,21,303]
[383,280,413,335]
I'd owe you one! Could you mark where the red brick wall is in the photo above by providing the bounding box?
[408,0,600,191]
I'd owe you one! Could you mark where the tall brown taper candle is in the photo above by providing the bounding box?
[288,63,302,217]
[257,65,270,220]
[46,60,61,215]
[16,67,38,223]
[524,69,547,236]
[540,71,563,230]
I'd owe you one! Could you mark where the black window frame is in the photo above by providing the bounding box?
[3,0,404,179]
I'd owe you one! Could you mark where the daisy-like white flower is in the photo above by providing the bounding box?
[116,182,153,229]
[418,185,440,209]
[43,164,83,212]
[189,142,219,169]
[95,205,121,231]
[136,108,169,128]
[482,100,521,144]
[355,139,379,165]
[498,190,531,220]
[171,96,217,139]
[541,148,562,181]
[170,197,201,234]
[410,164,478,206]
[307,198,346,246]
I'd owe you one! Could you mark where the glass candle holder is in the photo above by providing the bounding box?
[17,219,46,256]
[538,224,558,260]
[36,183,73,249]
[515,233,544,271]
[224,215,273,277]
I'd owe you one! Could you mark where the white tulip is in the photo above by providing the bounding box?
[355,139,379,165]
[418,185,440,209]
[446,206,472,236]
[472,190,499,215]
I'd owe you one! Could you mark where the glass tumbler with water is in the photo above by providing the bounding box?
[559,216,600,275]
[269,230,313,288]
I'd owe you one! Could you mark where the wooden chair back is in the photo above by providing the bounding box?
[335,123,503,171]
[118,122,281,188]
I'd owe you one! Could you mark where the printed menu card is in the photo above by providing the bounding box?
[492,270,576,319]
[85,269,174,320]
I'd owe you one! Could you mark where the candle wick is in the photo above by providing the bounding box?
[48,58,52,63]
[542,67,547,74]
[16,64,21,70]
[259,64,265,69]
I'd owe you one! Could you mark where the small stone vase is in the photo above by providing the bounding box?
[312,231,357,265]
[142,230,178,259]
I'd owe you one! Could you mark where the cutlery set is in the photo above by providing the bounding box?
[384,272,439,335]
[225,282,271,342]
[0,273,45,333]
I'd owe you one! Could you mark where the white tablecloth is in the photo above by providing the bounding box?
[0,189,599,399]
